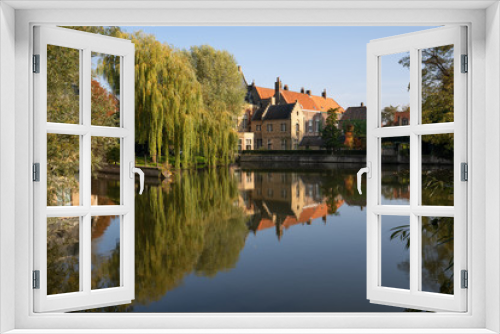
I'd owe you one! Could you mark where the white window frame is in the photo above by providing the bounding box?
[1,2,498,333]
[33,26,136,313]
[366,26,467,312]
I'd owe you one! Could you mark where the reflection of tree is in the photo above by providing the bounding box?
[319,169,366,213]
[389,217,454,295]
[134,169,248,305]
[47,217,80,295]
[422,167,454,207]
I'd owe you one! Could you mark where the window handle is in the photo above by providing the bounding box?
[129,162,144,195]
[357,162,371,195]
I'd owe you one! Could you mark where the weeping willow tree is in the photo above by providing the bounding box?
[189,45,246,166]
[69,27,244,168]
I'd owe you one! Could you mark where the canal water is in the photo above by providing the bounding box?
[53,163,453,312]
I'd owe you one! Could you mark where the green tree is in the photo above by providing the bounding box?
[321,108,343,152]
[399,46,454,154]
[189,45,246,166]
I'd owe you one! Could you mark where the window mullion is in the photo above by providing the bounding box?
[409,47,420,294]
[82,48,92,294]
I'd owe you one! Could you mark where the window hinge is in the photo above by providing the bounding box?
[461,54,468,73]
[33,54,40,73]
[461,162,468,181]
[461,270,468,289]
[33,270,40,289]
[33,163,40,182]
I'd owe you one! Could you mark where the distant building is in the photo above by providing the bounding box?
[247,77,344,138]
[393,110,410,126]
[252,99,304,150]
[238,74,344,150]
[339,102,367,130]
[339,103,367,149]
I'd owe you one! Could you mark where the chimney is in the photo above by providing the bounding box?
[306,90,311,96]
[284,84,289,91]
[300,87,305,94]
[361,102,364,107]
[322,89,327,99]
[275,77,282,104]
[237,65,242,73]
[270,96,276,105]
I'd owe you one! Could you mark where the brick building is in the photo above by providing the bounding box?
[242,76,344,150]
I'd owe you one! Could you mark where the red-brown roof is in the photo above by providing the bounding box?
[310,95,344,113]
[254,85,344,113]
[256,218,275,231]
[255,86,275,100]
[281,90,318,110]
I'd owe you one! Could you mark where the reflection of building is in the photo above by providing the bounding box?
[233,169,343,240]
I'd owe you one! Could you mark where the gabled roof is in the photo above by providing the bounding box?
[310,95,344,113]
[253,85,345,113]
[263,103,296,120]
[254,86,275,100]
[252,105,267,121]
[341,105,367,121]
[280,90,318,110]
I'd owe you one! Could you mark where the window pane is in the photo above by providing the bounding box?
[381,137,410,205]
[47,217,80,295]
[47,45,80,124]
[421,134,454,206]
[380,52,410,127]
[381,215,410,290]
[91,52,120,127]
[91,137,120,205]
[421,217,454,294]
[421,45,454,124]
[91,215,121,290]
[47,134,80,206]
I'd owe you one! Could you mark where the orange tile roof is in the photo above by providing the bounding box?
[282,216,299,229]
[296,203,329,223]
[254,86,344,113]
[280,90,318,110]
[257,218,275,231]
[255,86,275,100]
[310,95,345,113]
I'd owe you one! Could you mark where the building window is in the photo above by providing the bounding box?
[267,188,273,197]
[245,139,252,150]
[309,119,313,132]
[402,118,408,125]
[238,139,242,151]
[293,138,298,150]
[267,124,273,132]
[256,125,261,131]
[315,120,320,132]
[281,189,287,199]
[267,139,272,150]
[296,123,299,133]
[256,139,262,148]
[281,138,287,150]
[281,123,286,132]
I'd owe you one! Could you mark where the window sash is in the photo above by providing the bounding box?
[33,26,136,313]
[366,25,467,312]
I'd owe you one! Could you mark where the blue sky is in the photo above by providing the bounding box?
[121,26,434,110]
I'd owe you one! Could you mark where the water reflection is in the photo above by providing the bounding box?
[46,164,454,312]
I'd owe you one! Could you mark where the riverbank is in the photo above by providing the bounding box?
[239,153,452,165]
